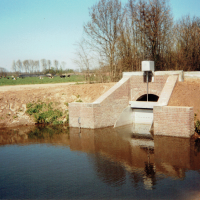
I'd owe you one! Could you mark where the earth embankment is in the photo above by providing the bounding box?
[0,82,115,128]
[168,79,200,120]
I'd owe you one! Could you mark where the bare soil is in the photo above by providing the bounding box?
[0,82,115,128]
[168,79,200,120]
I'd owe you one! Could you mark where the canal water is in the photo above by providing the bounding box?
[0,125,200,199]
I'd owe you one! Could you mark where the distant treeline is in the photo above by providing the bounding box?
[78,0,200,81]
[11,59,74,75]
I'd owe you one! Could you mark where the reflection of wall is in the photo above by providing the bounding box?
[154,136,191,178]
[68,127,200,187]
[154,136,191,169]
[69,127,157,189]
[94,128,133,166]
[70,128,95,153]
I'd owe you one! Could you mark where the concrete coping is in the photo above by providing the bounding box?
[184,71,200,78]
[69,102,100,107]
[123,72,144,77]
[123,70,183,82]
[154,71,183,81]
[129,101,158,109]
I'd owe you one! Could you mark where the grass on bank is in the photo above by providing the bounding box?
[26,101,69,125]
[0,75,85,86]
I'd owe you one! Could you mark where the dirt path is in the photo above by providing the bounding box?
[0,82,115,128]
[0,82,81,91]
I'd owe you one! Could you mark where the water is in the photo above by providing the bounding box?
[0,125,200,199]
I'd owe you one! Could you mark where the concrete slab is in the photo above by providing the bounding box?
[134,109,153,124]
[157,75,178,106]
[184,71,200,79]
[130,101,157,109]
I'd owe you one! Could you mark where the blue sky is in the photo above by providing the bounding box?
[0,0,200,72]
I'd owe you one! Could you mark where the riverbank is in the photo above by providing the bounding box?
[1,78,200,129]
[0,82,115,128]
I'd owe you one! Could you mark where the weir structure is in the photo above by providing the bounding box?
[69,63,194,138]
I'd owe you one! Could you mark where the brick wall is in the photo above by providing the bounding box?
[69,73,170,129]
[130,75,168,100]
[154,106,194,138]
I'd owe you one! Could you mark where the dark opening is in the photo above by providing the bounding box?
[136,94,159,102]
[143,71,153,82]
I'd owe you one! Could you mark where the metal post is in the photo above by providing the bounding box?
[146,71,148,102]
[78,117,81,133]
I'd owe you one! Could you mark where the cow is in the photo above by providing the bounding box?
[60,75,66,78]
[67,75,70,78]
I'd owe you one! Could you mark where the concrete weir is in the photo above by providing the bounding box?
[69,70,194,138]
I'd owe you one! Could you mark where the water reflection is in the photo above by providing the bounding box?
[0,125,70,146]
[69,126,200,190]
[1,125,200,193]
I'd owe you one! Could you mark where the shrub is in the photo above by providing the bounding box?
[195,120,200,134]
[26,102,64,124]
[76,99,83,102]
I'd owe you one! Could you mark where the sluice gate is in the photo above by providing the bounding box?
[69,62,194,138]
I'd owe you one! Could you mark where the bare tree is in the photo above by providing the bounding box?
[23,60,30,73]
[84,0,124,81]
[61,61,66,69]
[73,40,92,82]
[12,60,16,72]
[54,60,59,72]
[47,60,51,73]
[174,16,200,71]
[127,0,173,70]
[0,67,7,76]
[29,60,35,73]
[16,60,22,73]
[41,59,47,72]
[34,60,40,72]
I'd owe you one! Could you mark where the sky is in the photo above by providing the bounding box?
[0,0,200,72]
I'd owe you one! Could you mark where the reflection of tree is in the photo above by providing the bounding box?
[93,153,126,187]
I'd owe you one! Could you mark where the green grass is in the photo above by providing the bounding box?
[195,119,200,134]
[0,75,85,86]
[26,101,66,125]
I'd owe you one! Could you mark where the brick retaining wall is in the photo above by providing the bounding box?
[69,73,169,129]
[154,106,194,137]
[130,74,168,101]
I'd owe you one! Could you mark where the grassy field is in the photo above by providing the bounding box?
[0,75,85,86]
